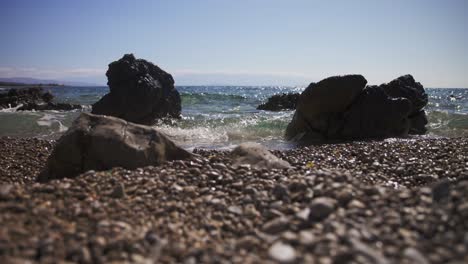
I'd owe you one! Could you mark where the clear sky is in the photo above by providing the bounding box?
[0,0,467,87]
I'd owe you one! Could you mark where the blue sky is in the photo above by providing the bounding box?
[0,0,467,87]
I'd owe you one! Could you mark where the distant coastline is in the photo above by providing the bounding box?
[0,81,65,88]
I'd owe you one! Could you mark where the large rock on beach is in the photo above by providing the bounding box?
[285,75,367,140]
[380,75,428,134]
[230,142,291,169]
[257,93,300,111]
[341,86,413,139]
[92,54,181,125]
[0,87,53,109]
[38,113,192,182]
[286,74,429,142]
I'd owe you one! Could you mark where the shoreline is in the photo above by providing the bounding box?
[0,136,467,263]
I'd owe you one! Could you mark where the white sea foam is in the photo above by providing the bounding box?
[0,104,24,112]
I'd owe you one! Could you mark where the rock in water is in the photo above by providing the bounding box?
[342,85,412,139]
[285,74,428,142]
[380,75,428,135]
[257,93,300,111]
[230,142,291,169]
[37,113,192,182]
[92,54,181,125]
[0,87,54,109]
[285,75,367,140]
[381,75,428,115]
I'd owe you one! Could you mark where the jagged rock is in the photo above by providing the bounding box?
[17,102,82,111]
[285,75,367,140]
[341,85,412,139]
[285,74,428,142]
[381,75,428,115]
[0,87,53,109]
[408,110,428,135]
[257,93,300,111]
[230,142,291,169]
[92,54,181,125]
[37,113,192,182]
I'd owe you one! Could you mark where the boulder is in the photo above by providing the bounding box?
[0,87,53,109]
[285,74,428,142]
[341,86,412,139]
[257,93,300,111]
[380,75,428,115]
[285,75,367,140]
[408,110,428,135]
[230,142,291,169]
[92,54,181,125]
[37,113,192,182]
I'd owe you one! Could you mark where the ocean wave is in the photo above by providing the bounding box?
[427,110,468,138]
[155,112,293,149]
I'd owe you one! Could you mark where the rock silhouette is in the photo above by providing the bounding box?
[286,74,428,142]
[92,54,181,124]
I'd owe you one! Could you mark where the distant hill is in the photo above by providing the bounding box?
[0,77,100,87]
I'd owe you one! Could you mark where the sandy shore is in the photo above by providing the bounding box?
[0,136,467,263]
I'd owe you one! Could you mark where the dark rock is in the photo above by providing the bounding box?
[17,102,82,111]
[341,85,412,139]
[37,113,193,182]
[432,180,451,202]
[230,142,291,169]
[285,74,428,142]
[109,183,126,199]
[0,87,54,109]
[285,75,367,140]
[0,184,14,200]
[408,110,428,135]
[257,93,300,111]
[92,54,181,125]
[308,197,337,221]
[380,75,428,115]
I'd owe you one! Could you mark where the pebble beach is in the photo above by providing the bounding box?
[1,136,467,263]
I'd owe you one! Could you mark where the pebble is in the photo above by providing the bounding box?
[262,217,289,234]
[0,184,13,200]
[308,197,337,221]
[109,183,126,198]
[403,247,429,264]
[268,241,296,263]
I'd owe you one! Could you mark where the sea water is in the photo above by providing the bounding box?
[0,86,467,150]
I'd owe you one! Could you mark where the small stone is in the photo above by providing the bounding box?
[308,197,337,221]
[432,180,450,202]
[403,247,429,264]
[0,184,14,200]
[212,163,227,170]
[227,205,243,215]
[457,202,468,217]
[268,241,296,263]
[299,231,316,245]
[272,184,289,200]
[109,183,126,198]
[348,199,366,209]
[295,208,310,221]
[336,189,353,205]
[236,236,260,249]
[263,217,289,234]
[244,204,260,218]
